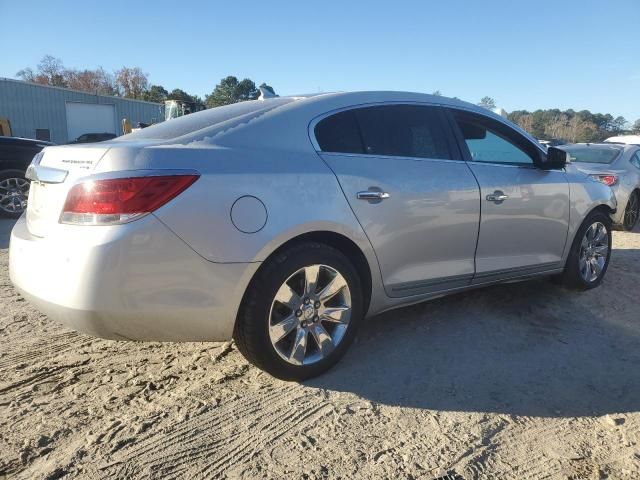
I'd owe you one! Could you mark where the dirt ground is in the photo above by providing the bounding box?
[1,218,639,480]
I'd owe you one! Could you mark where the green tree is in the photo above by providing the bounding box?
[478,96,496,110]
[259,83,275,95]
[167,88,195,103]
[205,76,259,108]
[432,90,442,96]
[142,84,169,103]
[632,119,640,133]
[611,116,628,134]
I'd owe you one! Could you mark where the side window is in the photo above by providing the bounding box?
[314,104,452,160]
[452,111,537,165]
[631,152,640,170]
[314,110,363,154]
[355,105,451,160]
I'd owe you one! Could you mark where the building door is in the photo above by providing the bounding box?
[65,102,116,143]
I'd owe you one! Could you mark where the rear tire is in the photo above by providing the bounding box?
[234,242,364,381]
[561,210,612,290]
[0,169,29,219]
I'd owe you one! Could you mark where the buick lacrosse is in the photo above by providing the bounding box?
[10,91,616,379]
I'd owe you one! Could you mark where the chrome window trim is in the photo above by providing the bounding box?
[465,160,537,170]
[318,151,466,165]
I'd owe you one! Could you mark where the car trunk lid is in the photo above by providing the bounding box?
[26,145,110,237]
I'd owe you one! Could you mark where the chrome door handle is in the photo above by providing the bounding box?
[486,191,508,203]
[357,191,390,201]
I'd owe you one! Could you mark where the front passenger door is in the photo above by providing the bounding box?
[448,109,570,282]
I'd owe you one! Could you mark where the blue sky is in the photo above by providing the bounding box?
[1,0,638,121]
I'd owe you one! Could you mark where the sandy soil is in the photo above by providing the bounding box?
[1,218,639,480]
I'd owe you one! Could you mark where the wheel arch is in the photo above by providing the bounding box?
[590,202,616,217]
[242,230,374,317]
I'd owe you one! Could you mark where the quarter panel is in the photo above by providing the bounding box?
[151,148,372,264]
[563,165,617,258]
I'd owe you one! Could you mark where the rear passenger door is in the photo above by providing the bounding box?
[447,109,570,282]
[313,104,480,297]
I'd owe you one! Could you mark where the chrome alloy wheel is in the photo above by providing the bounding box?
[623,192,639,231]
[579,221,609,283]
[0,177,30,215]
[269,264,352,366]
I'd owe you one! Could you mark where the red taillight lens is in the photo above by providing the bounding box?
[61,174,198,225]
[590,174,618,186]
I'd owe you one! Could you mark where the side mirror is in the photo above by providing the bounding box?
[538,146,568,170]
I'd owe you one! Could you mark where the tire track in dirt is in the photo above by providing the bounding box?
[0,331,88,371]
[103,385,332,479]
[458,416,630,479]
[113,385,289,465]
[196,398,332,479]
[0,360,88,398]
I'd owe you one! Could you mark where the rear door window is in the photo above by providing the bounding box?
[314,104,452,160]
[314,109,363,154]
[355,105,451,159]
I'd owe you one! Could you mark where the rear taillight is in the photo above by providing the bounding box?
[589,174,618,186]
[60,174,199,225]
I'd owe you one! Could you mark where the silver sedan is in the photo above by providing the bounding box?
[10,91,616,379]
[560,142,640,231]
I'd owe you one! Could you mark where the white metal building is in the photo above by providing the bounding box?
[0,78,163,144]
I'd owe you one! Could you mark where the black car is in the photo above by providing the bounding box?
[0,136,55,218]
[68,132,117,144]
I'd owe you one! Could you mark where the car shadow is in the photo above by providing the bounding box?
[306,252,640,418]
[0,219,17,249]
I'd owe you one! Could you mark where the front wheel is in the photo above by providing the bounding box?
[623,190,639,231]
[234,242,364,381]
[561,210,612,290]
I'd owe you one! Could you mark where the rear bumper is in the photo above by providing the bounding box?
[9,215,259,341]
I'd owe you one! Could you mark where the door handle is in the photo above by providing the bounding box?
[357,191,390,201]
[486,191,508,203]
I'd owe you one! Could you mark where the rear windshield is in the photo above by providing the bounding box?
[117,98,294,141]
[561,144,623,164]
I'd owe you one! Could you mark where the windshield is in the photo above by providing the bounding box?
[561,144,623,164]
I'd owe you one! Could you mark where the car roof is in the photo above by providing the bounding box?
[114,91,539,154]
[562,142,638,152]
[604,135,640,145]
[165,91,540,152]
[562,143,624,149]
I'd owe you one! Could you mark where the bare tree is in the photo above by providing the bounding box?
[115,67,149,99]
[16,55,67,87]
[64,67,117,95]
[514,113,533,133]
